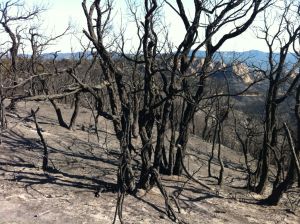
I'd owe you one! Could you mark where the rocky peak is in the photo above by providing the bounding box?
[232,62,253,84]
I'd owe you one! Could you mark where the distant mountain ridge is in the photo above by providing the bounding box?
[192,50,297,68]
[41,50,297,68]
[41,52,91,60]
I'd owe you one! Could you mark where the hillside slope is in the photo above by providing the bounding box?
[0,101,299,223]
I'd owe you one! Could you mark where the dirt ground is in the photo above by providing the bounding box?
[0,101,299,223]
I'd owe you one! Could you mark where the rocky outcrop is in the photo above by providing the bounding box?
[185,58,254,85]
[232,62,253,84]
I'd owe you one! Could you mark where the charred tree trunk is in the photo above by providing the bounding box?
[217,122,224,186]
[31,108,48,171]
[131,92,139,138]
[117,107,136,193]
[137,112,156,184]
[0,88,7,130]
[68,93,80,130]
[173,102,196,175]
[137,0,158,189]
[259,123,299,205]
[296,84,300,187]
[208,120,218,178]
[168,103,176,175]
[202,113,213,141]
[0,87,6,145]
[131,66,139,139]
[49,99,69,129]
[153,100,172,173]
[48,92,80,130]
[255,84,278,193]
[235,127,256,189]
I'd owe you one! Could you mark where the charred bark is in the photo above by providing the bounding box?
[259,123,299,205]
[31,108,49,171]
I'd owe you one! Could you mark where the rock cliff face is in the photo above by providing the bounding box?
[232,63,253,84]
[189,58,253,85]
[214,61,226,70]
[189,58,214,74]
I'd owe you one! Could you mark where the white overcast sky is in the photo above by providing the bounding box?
[15,0,269,53]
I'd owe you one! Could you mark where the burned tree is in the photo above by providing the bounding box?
[254,1,300,193]
[0,0,43,100]
[167,0,272,176]
[234,113,262,189]
[82,0,136,196]
[78,1,274,221]
[0,0,43,138]
[259,4,300,202]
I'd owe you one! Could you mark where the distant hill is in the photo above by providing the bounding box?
[192,50,297,69]
[41,52,91,60]
[41,51,120,60]
[41,50,297,69]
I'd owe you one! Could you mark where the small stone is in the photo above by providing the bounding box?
[135,189,146,197]
[181,209,187,215]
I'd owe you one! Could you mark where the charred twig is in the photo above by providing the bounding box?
[150,167,179,222]
[283,123,300,177]
[178,145,214,191]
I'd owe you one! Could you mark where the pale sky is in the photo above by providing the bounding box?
[4,0,271,53]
